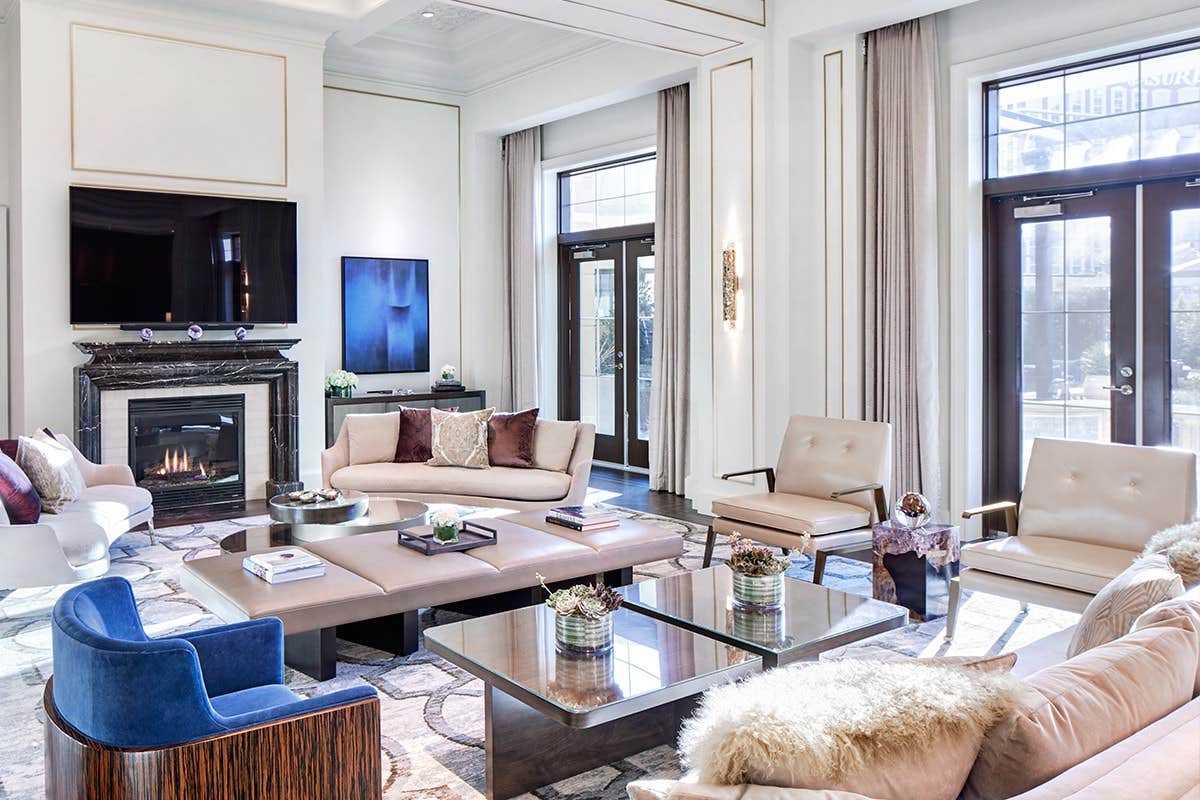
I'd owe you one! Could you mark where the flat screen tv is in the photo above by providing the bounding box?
[70,186,298,325]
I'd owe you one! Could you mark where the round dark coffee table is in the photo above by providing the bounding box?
[220,497,430,553]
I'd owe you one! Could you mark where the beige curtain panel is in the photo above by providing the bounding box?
[650,84,691,495]
[501,126,541,412]
[864,17,942,507]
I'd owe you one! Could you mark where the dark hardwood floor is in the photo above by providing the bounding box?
[589,465,711,527]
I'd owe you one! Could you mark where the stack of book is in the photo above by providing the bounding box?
[431,379,464,392]
[242,549,326,584]
[546,506,620,532]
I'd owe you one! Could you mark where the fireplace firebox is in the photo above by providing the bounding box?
[128,395,246,513]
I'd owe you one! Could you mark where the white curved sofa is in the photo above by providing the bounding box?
[321,413,595,510]
[0,435,154,588]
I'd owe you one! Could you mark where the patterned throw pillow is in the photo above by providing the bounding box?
[1067,554,1185,658]
[428,408,494,469]
[16,431,86,513]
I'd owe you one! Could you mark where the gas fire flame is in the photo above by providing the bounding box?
[156,448,208,478]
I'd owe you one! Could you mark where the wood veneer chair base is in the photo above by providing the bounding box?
[43,680,381,800]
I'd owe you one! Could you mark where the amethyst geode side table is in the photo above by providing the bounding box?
[872,522,961,621]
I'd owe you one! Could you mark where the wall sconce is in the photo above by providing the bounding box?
[722,242,739,327]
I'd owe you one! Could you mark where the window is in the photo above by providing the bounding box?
[986,41,1200,178]
[559,155,656,234]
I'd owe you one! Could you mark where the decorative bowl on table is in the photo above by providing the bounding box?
[285,488,341,505]
[538,575,623,655]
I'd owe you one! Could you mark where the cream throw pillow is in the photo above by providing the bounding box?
[678,660,1020,800]
[17,431,85,513]
[428,407,494,469]
[1067,555,1184,658]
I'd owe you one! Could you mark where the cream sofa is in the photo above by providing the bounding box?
[0,435,154,588]
[321,413,596,510]
[628,584,1200,800]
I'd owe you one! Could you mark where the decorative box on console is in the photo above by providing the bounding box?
[74,340,302,512]
[871,521,961,622]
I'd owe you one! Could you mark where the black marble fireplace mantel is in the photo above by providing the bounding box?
[74,340,301,495]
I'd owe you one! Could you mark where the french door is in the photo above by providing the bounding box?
[985,177,1200,501]
[559,234,654,468]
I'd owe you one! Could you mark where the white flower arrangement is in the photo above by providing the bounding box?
[431,509,461,529]
[324,370,359,390]
[440,364,457,381]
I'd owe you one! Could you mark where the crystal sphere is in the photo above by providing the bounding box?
[139,328,153,342]
[892,492,932,530]
[187,324,203,341]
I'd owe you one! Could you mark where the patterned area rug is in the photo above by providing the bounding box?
[0,505,1077,799]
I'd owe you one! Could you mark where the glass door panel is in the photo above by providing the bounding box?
[625,239,654,468]
[579,259,617,437]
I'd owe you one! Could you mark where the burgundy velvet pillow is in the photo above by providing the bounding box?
[0,451,42,524]
[394,407,433,463]
[0,440,17,461]
[488,408,539,468]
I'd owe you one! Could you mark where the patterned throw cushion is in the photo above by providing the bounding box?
[1067,554,1185,658]
[488,408,539,468]
[0,452,41,524]
[428,408,494,469]
[17,431,86,513]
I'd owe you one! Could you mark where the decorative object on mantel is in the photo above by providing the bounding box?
[324,369,358,398]
[234,326,248,341]
[727,533,793,610]
[538,574,623,655]
[187,324,203,341]
[893,491,933,530]
[139,328,153,342]
[74,339,303,502]
[431,509,461,544]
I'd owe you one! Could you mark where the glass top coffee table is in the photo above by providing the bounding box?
[425,604,758,800]
[619,565,908,668]
[219,497,432,553]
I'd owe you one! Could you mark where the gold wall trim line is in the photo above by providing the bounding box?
[560,0,748,45]
[70,182,288,201]
[664,0,765,27]
[709,56,755,481]
[70,23,289,188]
[323,84,465,371]
[451,0,741,57]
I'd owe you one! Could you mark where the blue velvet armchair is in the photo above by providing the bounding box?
[46,576,381,799]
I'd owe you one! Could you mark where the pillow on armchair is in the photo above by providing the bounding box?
[0,451,41,524]
[17,430,85,513]
[678,660,1020,800]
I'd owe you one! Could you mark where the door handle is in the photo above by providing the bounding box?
[1103,384,1134,396]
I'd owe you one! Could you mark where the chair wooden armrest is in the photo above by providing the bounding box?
[721,467,776,492]
[962,500,1018,536]
[829,483,888,523]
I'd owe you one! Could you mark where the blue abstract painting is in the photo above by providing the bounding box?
[342,257,430,374]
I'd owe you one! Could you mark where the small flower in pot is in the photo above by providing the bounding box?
[726,534,795,610]
[538,573,623,654]
[440,364,457,382]
[431,509,461,544]
[324,370,358,398]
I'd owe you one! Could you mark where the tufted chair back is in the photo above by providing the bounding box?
[774,416,892,514]
[1020,438,1197,550]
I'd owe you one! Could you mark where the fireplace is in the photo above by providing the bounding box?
[128,395,246,513]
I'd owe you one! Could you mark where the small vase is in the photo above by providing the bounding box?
[327,386,352,398]
[732,572,784,609]
[555,613,614,655]
[434,524,460,544]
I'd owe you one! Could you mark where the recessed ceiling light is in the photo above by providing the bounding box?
[421,10,435,18]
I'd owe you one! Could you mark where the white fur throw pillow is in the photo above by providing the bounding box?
[1143,522,1200,585]
[678,660,1020,800]
[1067,554,1184,658]
[17,431,85,513]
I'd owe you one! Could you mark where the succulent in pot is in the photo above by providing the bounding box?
[537,573,623,654]
[726,533,798,609]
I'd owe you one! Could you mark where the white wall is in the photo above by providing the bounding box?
[541,93,657,162]
[9,0,328,485]
[322,84,461,394]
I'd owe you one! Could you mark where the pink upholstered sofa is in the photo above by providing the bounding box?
[321,413,595,510]
[627,586,1200,800]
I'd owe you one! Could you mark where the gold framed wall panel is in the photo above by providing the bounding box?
[664,0,765,26]
[70,23,289,187]
[709,56,756,482]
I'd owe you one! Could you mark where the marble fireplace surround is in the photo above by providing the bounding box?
[74,340,301,498]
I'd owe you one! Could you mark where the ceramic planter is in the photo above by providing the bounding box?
[732,571,784,609]
[555,612,614,654]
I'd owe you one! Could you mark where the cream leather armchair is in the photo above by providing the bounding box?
[703,415,892,584]
[947,437,1197,638]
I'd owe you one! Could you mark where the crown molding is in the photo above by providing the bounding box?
[323,69,468,101]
